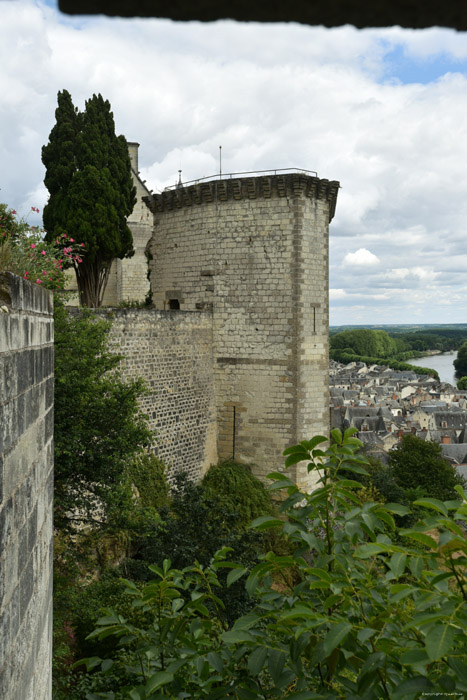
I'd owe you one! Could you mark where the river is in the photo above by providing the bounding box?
[408,352,458,386]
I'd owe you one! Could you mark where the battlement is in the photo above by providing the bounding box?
[145,172,339,222]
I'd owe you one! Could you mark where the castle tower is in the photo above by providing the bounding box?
[111,142,153,305]
[145,172,339,488]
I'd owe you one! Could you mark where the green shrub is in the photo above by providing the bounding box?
[127,453,169,511]
[82,429,467,699]
[202,459,275,529]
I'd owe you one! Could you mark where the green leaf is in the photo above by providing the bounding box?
[74,656,102,671]
[413,497,448,517]
[307,567,332,583]
[358,652,385,689]
[249,515,283,531]
[430,571,455,587]
[391,676,433,698]
[409,556,423,579]
[283,444,309,456]
[389,552,407,578]
[101,659,114,672]
[385,503,411,516]
[145,671,174,694]
[400,530,438,549]
[331,428,343,444]
[448,656,467,681]
[303,435,328,450]
[357,628,376,643]
[207,652,223,673]
[268,649,286,684]
[248,646,268,675]
[389,584,414,603]
[222,630,255,644]
[323,622,352,655]
[227,567,248,587]
[354,543,387,559]
[400,648,429,665]
[425,624,456,661]
[129,690,143,700]
[285,453,310,468]
[373,508,395,530]
[339,463,369,476]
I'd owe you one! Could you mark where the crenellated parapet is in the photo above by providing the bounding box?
[144,173,340,222]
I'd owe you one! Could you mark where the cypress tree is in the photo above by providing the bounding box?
[42,91,136,307]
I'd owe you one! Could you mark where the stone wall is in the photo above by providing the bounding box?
[146,173,338,487]
[105,308,217,480]
[0,273,53,700]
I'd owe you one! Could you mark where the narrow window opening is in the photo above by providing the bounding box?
[169,299,180,310]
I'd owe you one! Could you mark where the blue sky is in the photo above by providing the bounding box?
[382,43,467,83]
[2,1,467,324]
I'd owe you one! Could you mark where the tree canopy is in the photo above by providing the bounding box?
[388,433,465,502]
[330,328,400,358]
[454,341,467,378]
[42,90,136,307]
[53,301,152,531]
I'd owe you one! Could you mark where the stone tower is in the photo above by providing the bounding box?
[102,142,153,305]
[145,172,339,488]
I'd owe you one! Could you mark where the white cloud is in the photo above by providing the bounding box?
[1,1,467,323]
[343,249,381,267]
[329,289,348,300]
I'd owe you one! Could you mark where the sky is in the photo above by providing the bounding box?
[2,0,467,325]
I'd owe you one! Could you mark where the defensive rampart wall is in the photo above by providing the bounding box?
[104,308,217,479]
[0,273,53,700]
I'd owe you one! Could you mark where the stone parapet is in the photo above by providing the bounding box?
[145,173,339,222]
[0,273,53,700]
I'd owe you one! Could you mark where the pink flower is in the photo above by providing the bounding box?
[80,242,85,247]
[11,210,17,215]
[41,250,46,255]
[63,234,67,238]
[30,243,36,249]
[70,238,74,242]
[42,271,47,276]
[36,279,42,285]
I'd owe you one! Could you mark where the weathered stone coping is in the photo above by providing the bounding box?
[144,173,340,222]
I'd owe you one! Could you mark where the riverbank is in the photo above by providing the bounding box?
[406,351,458,386]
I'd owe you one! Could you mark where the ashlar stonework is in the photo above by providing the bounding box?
[144,170,339,488]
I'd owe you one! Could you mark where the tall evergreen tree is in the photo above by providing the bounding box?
[42,91,136,307]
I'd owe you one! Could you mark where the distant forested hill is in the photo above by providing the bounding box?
[329,326,467,380]
[330,324,467,336]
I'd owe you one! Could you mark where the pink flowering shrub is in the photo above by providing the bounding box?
[1,205,85,290]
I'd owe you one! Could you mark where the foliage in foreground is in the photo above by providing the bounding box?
[53,301,152,531]
[80,429,467,699]
[53,457,278,698]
